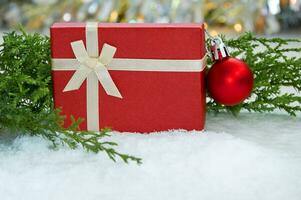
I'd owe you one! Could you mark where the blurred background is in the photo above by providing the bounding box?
[0,0,301,36]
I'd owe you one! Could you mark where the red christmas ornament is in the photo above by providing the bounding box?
[206,37,254,106]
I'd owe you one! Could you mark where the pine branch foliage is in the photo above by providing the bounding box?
[0,29,142,164]
[207,33,301,116]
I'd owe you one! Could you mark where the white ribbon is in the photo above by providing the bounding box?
[64,41,122,98]
[52,22,206,131]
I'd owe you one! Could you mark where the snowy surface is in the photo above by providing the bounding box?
[1,113,301,200]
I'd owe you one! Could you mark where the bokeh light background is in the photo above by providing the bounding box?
[0,0,301,36]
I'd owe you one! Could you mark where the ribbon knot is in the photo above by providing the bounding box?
[63,40,122,98]
[83,59,97,70]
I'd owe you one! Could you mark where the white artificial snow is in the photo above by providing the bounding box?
[0,113,301,200]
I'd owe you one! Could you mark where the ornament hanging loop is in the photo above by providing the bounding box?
[205,29,230,61]
[210,37,230,61]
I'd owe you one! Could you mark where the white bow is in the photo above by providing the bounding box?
[63,40,122,98]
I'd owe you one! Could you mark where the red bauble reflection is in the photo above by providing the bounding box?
[207,57,254,106]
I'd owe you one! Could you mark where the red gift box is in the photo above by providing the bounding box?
[51,22,206,133]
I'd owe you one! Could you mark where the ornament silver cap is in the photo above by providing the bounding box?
[210,37,230,61]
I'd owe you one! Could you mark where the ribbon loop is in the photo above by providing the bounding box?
[99,44,117,65]
[64,40,122,98]
[71,41,89,63]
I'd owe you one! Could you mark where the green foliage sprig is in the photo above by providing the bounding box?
[207,33,301,116]
[0,29,142,164]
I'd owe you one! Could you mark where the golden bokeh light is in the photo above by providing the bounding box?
[234,23,242,32]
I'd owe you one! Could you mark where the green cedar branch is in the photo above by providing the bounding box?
[207,32,301,116]
[0,29,142,165]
